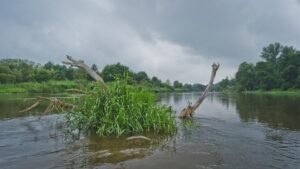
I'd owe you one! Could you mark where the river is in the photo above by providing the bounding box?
[0,93,299,169]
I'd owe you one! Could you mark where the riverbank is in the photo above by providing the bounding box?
[243,90,300,96]
[219,90,300,97]
[0,81,202,94]
[0,80,80,93]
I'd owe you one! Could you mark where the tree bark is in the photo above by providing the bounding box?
[63,55,107,89]
[179,63,220,118]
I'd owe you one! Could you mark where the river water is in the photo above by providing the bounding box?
[0,93,299,169]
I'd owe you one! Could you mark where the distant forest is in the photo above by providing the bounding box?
[0,58,205,92]
[216,43,300,91]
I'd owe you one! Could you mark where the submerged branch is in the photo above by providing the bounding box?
[19,101,40,113]
[19,96,75,114]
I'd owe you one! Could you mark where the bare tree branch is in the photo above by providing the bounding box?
[179,63,220,118]
[63,55,107,89]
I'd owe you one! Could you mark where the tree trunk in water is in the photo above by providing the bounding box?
[179,63,220,118]
[62,55,107,89]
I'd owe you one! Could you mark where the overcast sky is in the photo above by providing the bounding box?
[1,0,300,84]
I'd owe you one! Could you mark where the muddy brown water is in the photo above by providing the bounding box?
[0,93,300,169]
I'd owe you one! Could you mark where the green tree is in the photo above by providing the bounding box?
[133,71,149,83]
[260,42,281,62]
[183,83,192,91]
[277,46,300,89]
[192,83,205,91]
[235,62,256,91]
[44,61,54,70]
[281,65,298,89]
[33,68,53,82]
[91,64,98,72]
[255,61,280,90]
[0,64,15,83]
[0,59,35,83]
[73,68,88,81]
[296,74,300,88]
[101,63,131,82]
[151,76,162,87]
[173,80,183,88]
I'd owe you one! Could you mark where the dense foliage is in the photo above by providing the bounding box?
[0,59,205,92]
[217,43,300,91]
[66,80,177,136]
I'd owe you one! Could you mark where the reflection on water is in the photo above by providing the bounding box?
[0,94,78,120]
[72,134,176,166]
[235,94,300,130]
[0,114,177,169]
[0,93,300,169]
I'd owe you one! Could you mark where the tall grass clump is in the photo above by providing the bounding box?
[66,80,177,136]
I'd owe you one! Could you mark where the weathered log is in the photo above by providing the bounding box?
[179,63,220,118]
[63,55,107,89]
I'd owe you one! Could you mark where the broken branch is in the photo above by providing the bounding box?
[63,55,107,89]
[179,63,220,118]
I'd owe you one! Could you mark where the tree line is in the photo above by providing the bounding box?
[216,42,300,91]
[0,58,205,92]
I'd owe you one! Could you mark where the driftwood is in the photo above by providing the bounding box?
[179,63,220,118]
[19,96,75,114]
[19,101,40,113]
[63,55,107,89]
[126,136,151,141]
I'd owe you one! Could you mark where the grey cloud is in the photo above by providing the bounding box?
[1,0,300,83]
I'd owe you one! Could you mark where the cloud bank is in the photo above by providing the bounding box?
[1,0,300,83]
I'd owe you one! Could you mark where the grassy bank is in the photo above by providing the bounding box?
[243,90,300,97]
[0,80,203,94]
[0,80,80,93]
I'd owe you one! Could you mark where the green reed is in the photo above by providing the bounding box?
[65,80,177,136]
